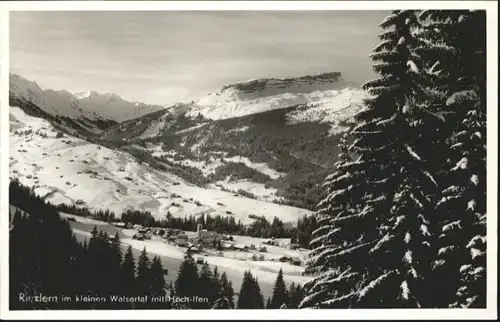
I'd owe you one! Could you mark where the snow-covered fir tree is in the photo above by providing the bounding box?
[212,296,233,309]
[417,10,487,308]
[301,10,449,308]
[300,132,369,307]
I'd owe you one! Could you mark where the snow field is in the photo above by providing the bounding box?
[10,106,312,226]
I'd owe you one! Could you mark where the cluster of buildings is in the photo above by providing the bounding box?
[110,222,305,267]
[145,224,222,249]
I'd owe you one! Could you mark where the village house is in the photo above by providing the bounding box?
[289,256,302,266]
[222,242,235,250]
[278,256,302,266]
[175,234,189,247]
[185,246,200,255]
[132,233,145,240]
[113,222,132,228]
[138,227,150,234]
[196,224,220,245]
[234,244,249,252]
[278,256,290,263]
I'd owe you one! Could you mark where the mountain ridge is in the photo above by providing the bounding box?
[219,71,344,92]
[187,71,365,121]
[9,73,167,124]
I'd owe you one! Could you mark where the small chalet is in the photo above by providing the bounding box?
[186,246,200,254]
[222,242,235,250]
[278,256,291,263]
[138,227,150,234]
[289,257,302,266]
[175,234,189,247]
[234,244,249,252]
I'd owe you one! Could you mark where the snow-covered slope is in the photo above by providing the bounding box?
[285,87,368,135]
[9,105,312,226]
[9,74,166,124]
[187,72,366,121]
[10,74,84,119]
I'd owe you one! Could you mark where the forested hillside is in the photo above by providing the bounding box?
[301,10,487,309]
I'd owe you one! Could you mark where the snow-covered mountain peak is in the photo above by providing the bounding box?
[187,72,365,121]
[75,91,99,100]
[75,91,123,102]
[10,74,166,124]
[10,73,83,118]
[10,74,44,98]
[220,72,344,94]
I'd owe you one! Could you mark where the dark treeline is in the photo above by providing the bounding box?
[52,201,301,240]
[173,256,305,309]
[265,269,305,309]
[290,215,319,249]
[9,179,306,310]
[10,179,167,310]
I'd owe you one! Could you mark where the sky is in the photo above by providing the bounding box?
[10,11,388,106]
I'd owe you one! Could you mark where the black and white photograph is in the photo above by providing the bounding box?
[1,1,497,320]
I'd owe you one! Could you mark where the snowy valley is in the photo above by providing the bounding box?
[10,72,367,211]
[10,105,312,225]
[8,71,368,300]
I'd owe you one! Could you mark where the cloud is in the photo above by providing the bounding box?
[10,11,389,103]
[135,87,194,106]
